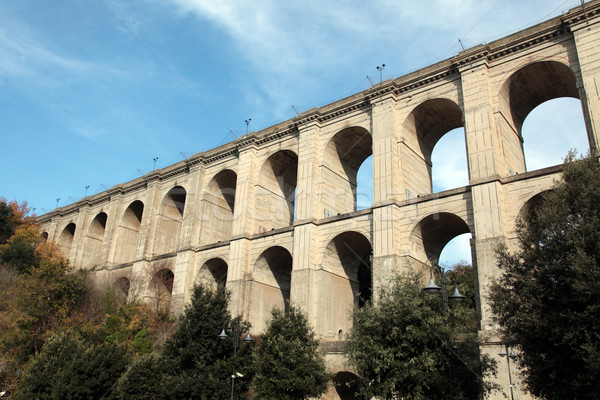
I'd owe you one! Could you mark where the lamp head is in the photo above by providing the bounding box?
[449,287,465,303]
[423,278,441,294]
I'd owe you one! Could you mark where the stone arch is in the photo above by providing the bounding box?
[318,231,372,339]
[409,212,471,266]
[40,232,48,241]
[254,150,298,231]
[155,186,186,255]
[83,212,108,269]
[200,169,237,245]
[513,190,552,238]
[197,257,228,288]
[114,200,144,264]
[114,276,130,303]
[332,371,361,400]
[58,222,76,257]
[402,98,464,195]
[498,60,585,172]
[249,246,293,333]
[148,267,174,313]
[322,127,372,215]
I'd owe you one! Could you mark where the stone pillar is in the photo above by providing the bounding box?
[572,16,600,151]
[291,117,323,329]
[462,60,507,181]
[188,165,205,249]
[232,146,258,238]
[461,61,510,331]
[229,238,250,319]
[371,95,400,205]
[140,178,161,259]
[295,116,323,221]
[103,194,124,269]
[71,208,90,268]
[371,95,404,297]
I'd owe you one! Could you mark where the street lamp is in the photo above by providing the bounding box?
[218,321,253,400]
[498,344,517,400]
[422,264,465,400]
[422,264,466,310]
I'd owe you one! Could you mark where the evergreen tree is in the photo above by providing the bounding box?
[346,270,496,400]
[115,353,168,400]
[15,332,129,400]
[489,153,600,399]
[116,283,254,399]
[252,306,329,400]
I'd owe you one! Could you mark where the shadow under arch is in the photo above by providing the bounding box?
[114,200,144,264]
[148,267,174,313]
[254,150,298,231]
[333,371,362,400]
[114,276,130,304]
[498,60,587,172]
[83,212,108,269]
[402,98,464,195]
[410,212,471,265]
[249,245,293,333]
[200,169,237,245]
[197,257,228,288]
[58,222,76,258]
[318,231,372,339]
[322,126,372,215]
[155,186,186,255]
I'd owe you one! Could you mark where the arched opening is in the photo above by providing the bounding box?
[58,222,76,258]
[114,200,144,264]
[254,150,298,231]
[200,169,237,245]
[333,371,361,400]
[410,212,471,267]
[322,127,372,215]
[249,246,292,333]
[319,231,372,339]
[498,61,587,173]
[197,258,228,288]
[40,232,48,241]
[83,212,108,269]
[431,127,468,192]
[356,155,373,210]
[511,190,551,246]
[438,233,472,267]
[521,98,588,170]
[114,277,130,304]
[402,98,465,196]
[155,186,186,255]
[148,268,174,313]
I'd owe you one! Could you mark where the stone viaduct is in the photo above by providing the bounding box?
[38,1,600,398]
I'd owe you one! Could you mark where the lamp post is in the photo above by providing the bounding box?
[422,264,466,399]
[498,344,517,400]
[218,321,253,400]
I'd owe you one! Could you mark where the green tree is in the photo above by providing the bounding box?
[0,200,15,245]
[15,332,129,400]
[116,283,254,400]
[252,306,329,400]
[346,270,496,400]
[489,153,600,399]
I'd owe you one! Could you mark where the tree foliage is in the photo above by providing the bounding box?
[15,332,129,400]
[489,153,600,399]
[346,269,496,400]
[116,283,254,400]
[252,306,329,400]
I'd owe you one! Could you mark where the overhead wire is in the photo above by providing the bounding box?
[99,0,239,141]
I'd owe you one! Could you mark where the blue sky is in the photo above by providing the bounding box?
[0,0,590,264]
